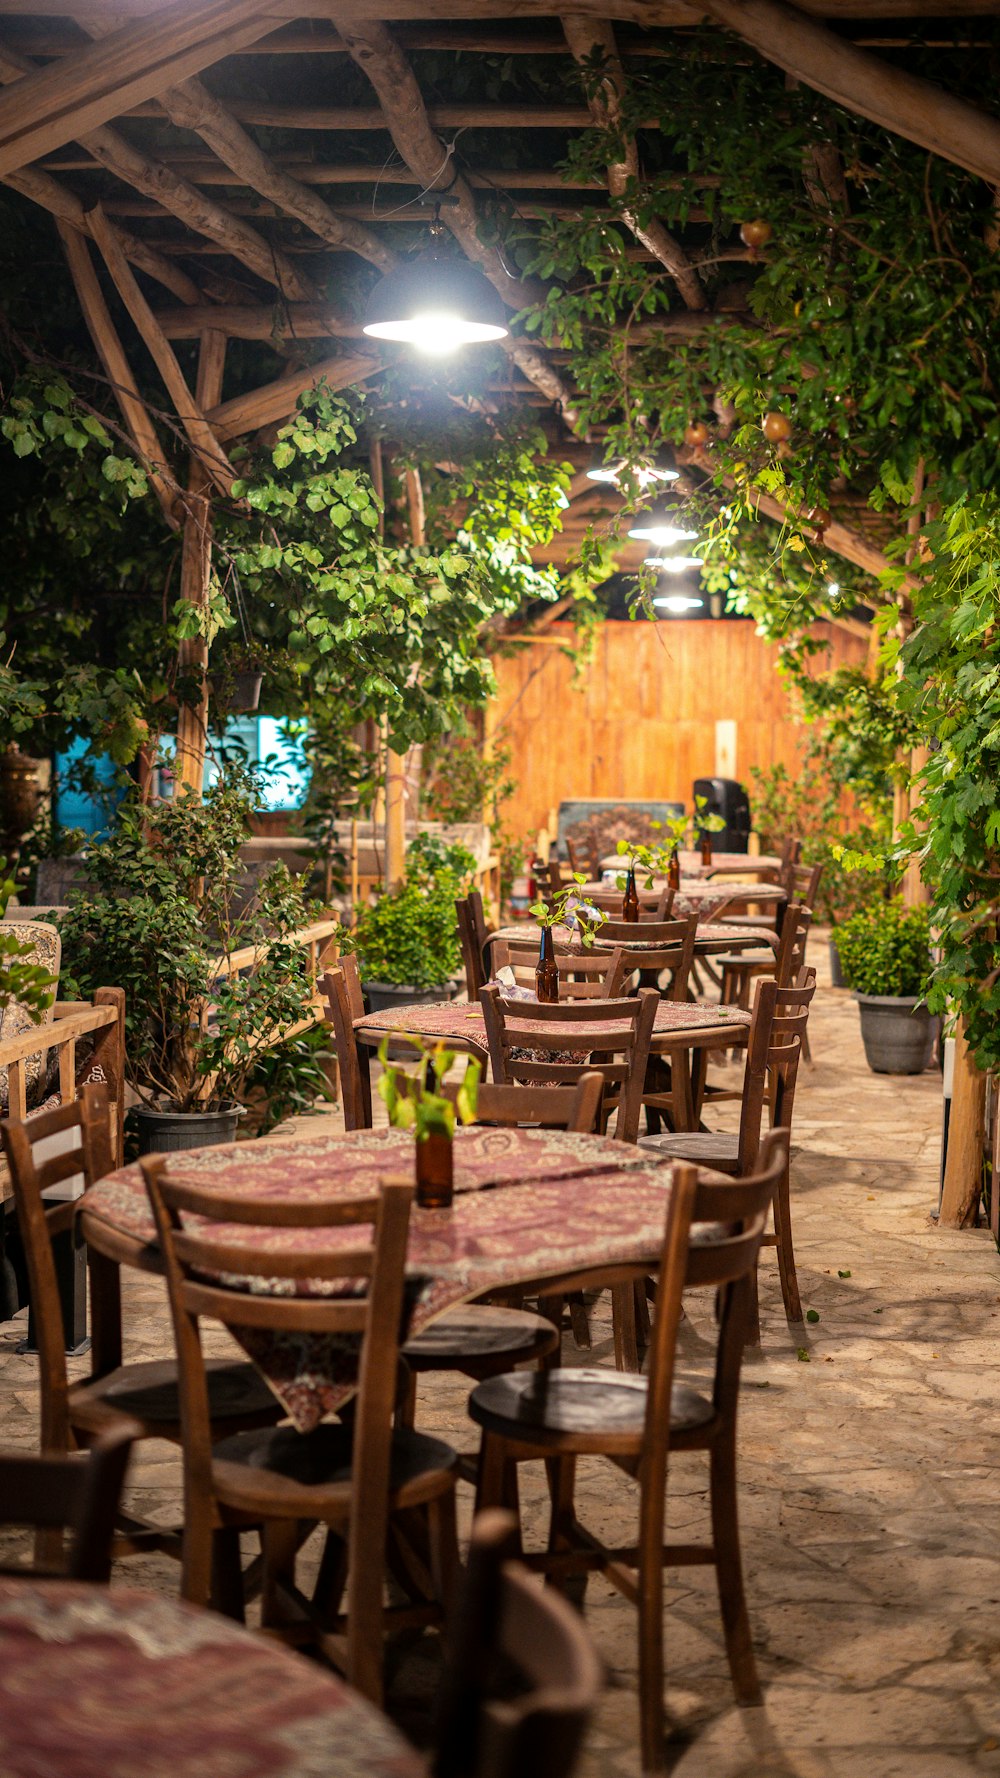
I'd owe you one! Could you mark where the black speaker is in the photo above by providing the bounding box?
[692,777,751,853]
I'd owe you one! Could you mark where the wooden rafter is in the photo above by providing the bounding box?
[701,0,1000,188]
[3,163,205,304]
[336,16,585,432]
[207,350,382,439]
[155,77,399,275]
[87,203,238,502]
[561,15,706,311]
[0,1,994,20]
[0,0,281,177]
[0,42,316,303]
[57,219,181,527]
[152,302,750,343]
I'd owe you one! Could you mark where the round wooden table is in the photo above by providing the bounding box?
[81,1125,692,1431]
[490,919,778,958]
[0,1577,425,1778]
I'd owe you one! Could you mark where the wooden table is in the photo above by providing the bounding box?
[354,996,749,1138]
[81,1125,692,1431]
[0,1576,425,1777]
[599,850,782,879]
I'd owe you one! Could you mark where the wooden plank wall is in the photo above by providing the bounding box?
[489,618,868,840]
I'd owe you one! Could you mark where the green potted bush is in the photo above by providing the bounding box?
[342,833,476,1013]
[835,900,937,1074]
[55,765,331,1153]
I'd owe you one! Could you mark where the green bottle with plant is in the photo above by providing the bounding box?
[377,1032,480,1207]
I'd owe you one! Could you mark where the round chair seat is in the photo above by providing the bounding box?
[212,1421,457,1516]
[639,1131,740,1172]
[404,1304,559,1377]
[72,1357,278,1437]
[469,1366,715,1453]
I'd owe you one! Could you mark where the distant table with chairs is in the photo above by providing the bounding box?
[599,850,783,880]
[80,1124,708,1430]
[577,879,786,922]
[490,919,778,959]
[0,1577,426,1778]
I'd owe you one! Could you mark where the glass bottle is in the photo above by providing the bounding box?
[535,924,560,1002]
[700,830,714,868]
[622,864,640,923]
[668,847,681,892]
[415,1129,454,1209]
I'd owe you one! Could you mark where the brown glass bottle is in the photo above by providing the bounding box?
[622,864,640,923]
[415,1130,454,1209]
[700,831,713,867]
[668,848,681,892]
[535,925,560,1002]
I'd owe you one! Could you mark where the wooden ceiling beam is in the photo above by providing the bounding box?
[0,0,280,177]
[153,75,400,274]
[99,194,712,223]
[337,15,586,434]
[87,201,239,500]
[0,2,994,20]
[207,348,382,437]
[124,99,595,129]
[41,154,717,193]
[0,40,317,302]
[3,162,206,303]
[701,0,1000,188]
[562,14,706,311]
[151,300,752,341]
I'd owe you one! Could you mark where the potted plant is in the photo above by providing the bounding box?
[377,1032,480,1207]
[208,640,272,714]
[527,876,607,998]
[835,900,937,1073]
[342,833,476,1014]
[55,765,331,1153]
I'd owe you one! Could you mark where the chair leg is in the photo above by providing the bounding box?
[746,1258,761,1349]
[210,1526,246,1623]
[545,1455,577,1557]
[709,1432,762,1706]
[568,1293,592,1350]
[612,1282,640,1372]
[637,1476,668,1772]
[180,1501,216,1608]
[475,1433,521,1536]
[427,1487,460,1623]
[771,1163,803,1325]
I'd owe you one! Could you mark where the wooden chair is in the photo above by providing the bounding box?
[598,916,698,1002]
[0,1422,136,1582]
[432,1509,601,1778]
[491,941,626,999]
[439,1072,604,1135]
[480,985,659,1146]
[141,1162,458,1705]
[456,890,494,999]
[0,1421,137,1582]
[579,885,674,920]
[322,955,371,1131]
[0,1083,277,1555]
[641,972,817,1337]
[321,956,562,1397]
[468,1131,788,1772]
[718,901,808,1010]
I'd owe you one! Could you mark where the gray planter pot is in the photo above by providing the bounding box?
[855,994,938,1075]
[131,1101,244,1156]
[362,980,456,1014]
[829,938,846,988]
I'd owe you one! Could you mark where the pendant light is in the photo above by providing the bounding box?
[586,453,679,488]
[362,239,509,356]
[654,593,704,613]
[644,553,704,572]
[630,506,700,546]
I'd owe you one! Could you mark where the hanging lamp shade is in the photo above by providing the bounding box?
[585,452,679,488]
[362,255,509,354]
[629,502,699,546]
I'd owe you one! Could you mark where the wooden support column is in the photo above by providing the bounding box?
[175,329,226,797]
[940,1018,987,1228]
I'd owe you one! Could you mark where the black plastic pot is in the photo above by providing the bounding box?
[855,994,938,1075]
[209,671,262,715]
[131,1101,245,1155]
[829,938,846,988]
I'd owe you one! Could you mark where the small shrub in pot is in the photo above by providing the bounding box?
[341,833,476,1008]
[836,901,937,1073]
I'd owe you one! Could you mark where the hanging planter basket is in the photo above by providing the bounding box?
[209,670,263,715]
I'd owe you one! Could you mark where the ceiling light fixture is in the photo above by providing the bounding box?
[586,455,679,488]
[643,554,704,573]
[653,594,704,614]
[362,252,509,355]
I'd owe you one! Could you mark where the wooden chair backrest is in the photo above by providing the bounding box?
[0,1082,116,1451]
[441,1071,604,1134]
[642,1132,788,1471]
[456,892,492,998]
[772,902,807,988]
[432,1508,601,1778]
[479,985,658,1144]
[597,915,697,1001]
[0,1421,136,1582]
[791,861,823,913]
[579,886,674,920]
[490,942,626,1000]
[142,1161,414,1691]
[321,960,371,1132]
[769,968,817,1133]
[779,836,803,871]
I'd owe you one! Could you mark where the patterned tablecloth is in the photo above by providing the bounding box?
[82,1126,684,1431]
[0,1578,424,1778]
[491,920,777,955]
[600,850,782,878]
[355,995,750,1061]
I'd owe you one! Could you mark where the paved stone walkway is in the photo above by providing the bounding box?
[3,940,999,1777]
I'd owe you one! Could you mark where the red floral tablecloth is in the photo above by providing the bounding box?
[82,1127,683,1431]
[672,880,785,921]
[355,997,750,1061]
[0,1579,424,1778]
[599,850,782,878]
[491,920,776,955]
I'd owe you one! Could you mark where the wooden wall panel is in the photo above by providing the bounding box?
[489,619,868,841]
